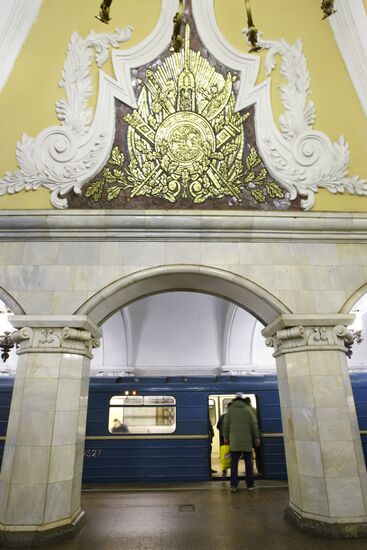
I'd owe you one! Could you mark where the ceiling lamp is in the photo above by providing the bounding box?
[243,0,337,54]
[321,0,337,19]
[95,0,113,24]
[171,0,184,52]
[244,0,262,53]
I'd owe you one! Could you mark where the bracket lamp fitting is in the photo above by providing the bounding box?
[0,332,14,363]
[244,0,262,53]
[95,0,113,24]
[171,0,184,52]
[345,330,363,359]
[321,0,337,19]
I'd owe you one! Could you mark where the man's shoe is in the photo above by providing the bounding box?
[230,485,238,493]
[247,486,255,493]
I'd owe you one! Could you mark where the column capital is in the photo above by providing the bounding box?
[9,315,102,359]
[262,313,356,357]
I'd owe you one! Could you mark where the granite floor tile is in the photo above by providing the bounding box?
[37,482,367,550]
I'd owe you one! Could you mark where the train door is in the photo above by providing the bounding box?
[208,394,259,479]
[208,394,236,477]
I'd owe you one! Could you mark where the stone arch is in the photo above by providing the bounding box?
[0,286,25,315]
[75,264,291,326]
[339,282,367,313]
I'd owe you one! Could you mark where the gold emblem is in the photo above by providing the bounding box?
[85,24,284,205]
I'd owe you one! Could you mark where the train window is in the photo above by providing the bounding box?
[108,395,176,434]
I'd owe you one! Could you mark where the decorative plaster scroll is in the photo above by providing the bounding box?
[333,324,355,348]
[0,26,133,208]
[276,326,305,342]
[247,34,367,209]
[11,326,100,358]
[265,323,359,356]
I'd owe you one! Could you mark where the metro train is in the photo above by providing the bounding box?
[0,374,366,483]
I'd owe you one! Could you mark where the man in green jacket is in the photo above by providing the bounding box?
[224,393,260,493]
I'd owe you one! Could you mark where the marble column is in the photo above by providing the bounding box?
[263,314,367,538]
[0,315,101,547]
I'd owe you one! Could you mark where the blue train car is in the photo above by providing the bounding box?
[83,375,285,483]
[351,374,367,460]
[0,374,366,484]
[0,378,14,468]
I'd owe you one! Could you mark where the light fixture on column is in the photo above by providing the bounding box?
[345,330,363,359]
[243,0,262,53]
[321,0,337,19]
[0,305,15,363]
[95,0,113,24]
[0,332,14,363]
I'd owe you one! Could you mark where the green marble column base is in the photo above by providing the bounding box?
[285,506,367,539]
[0,510,84,547]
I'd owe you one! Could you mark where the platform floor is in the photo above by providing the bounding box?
[41,481,367,550]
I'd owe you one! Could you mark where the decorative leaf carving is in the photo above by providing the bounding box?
[248,33,367,208]
[0,26,132,207]
[107,185,122,201]
[85,179,104,202]
[110,146,125,166]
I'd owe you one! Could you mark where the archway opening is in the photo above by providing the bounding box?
[75,265,291,327]
[91,291,276,378]
[85,289,283,484]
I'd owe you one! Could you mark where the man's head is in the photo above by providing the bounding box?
[235,392,244,399]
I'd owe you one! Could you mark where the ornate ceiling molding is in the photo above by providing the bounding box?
[0,210,366,242]
[0,0,365,209]
[328,0,367,118]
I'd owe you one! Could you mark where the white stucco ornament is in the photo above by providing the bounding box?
[0,0,365,209]
[0,25,133,208]
[248,34,367,209]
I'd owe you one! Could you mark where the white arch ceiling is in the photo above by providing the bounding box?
[91,291,276,377]
[91,290,367,377]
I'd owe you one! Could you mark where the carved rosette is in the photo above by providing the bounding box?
[265,323,357,357]
[10,326,100,359]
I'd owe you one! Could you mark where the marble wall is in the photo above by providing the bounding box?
[0,240,366,320]
[0,211,367,541]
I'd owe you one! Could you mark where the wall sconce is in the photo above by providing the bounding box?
[244,0,262,53]
[95,0,113,24]
[0,306,15,363]
[0,332,14,363]
[345,330,363,359]
[321,0,337,19]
